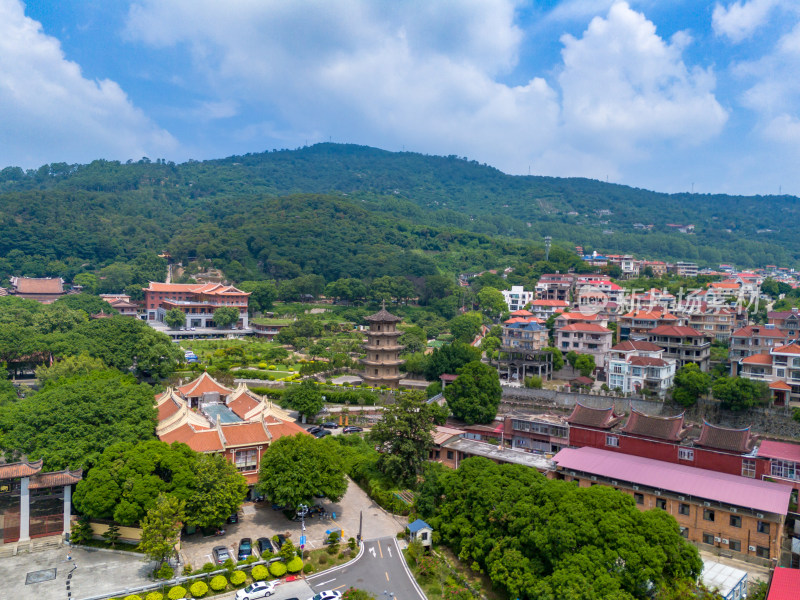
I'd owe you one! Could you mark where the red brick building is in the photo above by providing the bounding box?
[144,282,250,329]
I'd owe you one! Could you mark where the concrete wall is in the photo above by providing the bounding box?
[89,522,142,544]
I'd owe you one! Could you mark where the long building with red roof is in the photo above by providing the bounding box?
[144,282,250,329]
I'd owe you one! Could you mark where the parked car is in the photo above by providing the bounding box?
[256,537,274,555]
[227,512,240,524]
[212,545,231,565]
[322,421,338,429]
[307,426,323,435]
[308,591,343,600]
[314,429,331,438]
[237,537,252,560]
[274,534,286,549]
[342,426,363,433]
[236,580,277,600]
[271,503,285,511]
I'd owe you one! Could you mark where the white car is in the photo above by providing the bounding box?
[308,592,343,600]
[236,581,278,600]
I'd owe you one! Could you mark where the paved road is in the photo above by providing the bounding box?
[306,537,425,600]
[213,577,314,600]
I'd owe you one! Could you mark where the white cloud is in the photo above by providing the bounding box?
[0,0,175,168]
[712,0,779,43]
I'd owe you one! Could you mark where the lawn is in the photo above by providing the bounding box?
[403,546,507,600]
[302,543,358,574]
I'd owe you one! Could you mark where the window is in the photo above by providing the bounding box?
[606,435,619,448]
[771,459,798,481]
[679,527,688,538]
[446,451,454,460]
[756,546,770,559]
[634,493,644,505]
[678,448,694,461]
[421,532,428,541]
[741,459,756,478]
[656,498,666,510]
[234,448,258,472]
[702,533,715,545]
[678,503,690,516]
[757,521,770,535]
[729,515,741,528]
[728,539,741,552]
[703,509,715,522]
[777,368,786,378]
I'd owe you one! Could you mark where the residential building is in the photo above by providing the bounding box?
[552,312,607,333]
[648,325,711,371]
[738,343,800,405]
[729,325,788,369]
[671,262,699,277]
[534,274,574,302]
[99,294,139,317]
[552,447,791,565]
[250,319,292,341]
[618,309,681,340]
[757,441,800,489]
[407,520,433,549]
[606,341,676,397]
[555,323,613,369]
[607,255,639,279]
[529,299,569,320]
[0,459,82,544]
[144,282,251,329]
[361,304,404,388]
[503,413,569,453]
[574,279,624,306]
[501,285,536,311]
[8,277,66,303]
[768,308,800,338]
[634,288,676,311]
[687,307,739,343]
[641,261,667,276]
[497,321,552,382]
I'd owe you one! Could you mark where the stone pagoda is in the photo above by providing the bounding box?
[361,302,404,388]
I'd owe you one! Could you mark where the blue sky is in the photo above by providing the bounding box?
[3,0,800,196]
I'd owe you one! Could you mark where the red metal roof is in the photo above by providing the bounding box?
[553,447,791,515]
[767,567,800,600]
[757,440,800,463]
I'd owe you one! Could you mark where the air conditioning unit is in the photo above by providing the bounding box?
[704,501,711,507]
[678,495,686,501]
[611,480,618,485]
[714,537,721,543]
[749,545,756,552]
[591,476,597,481]
[654,490,662,496]
[730,507,738,513]
[632,485,639,490]
[756,513,764,519]
[721,538,729,544]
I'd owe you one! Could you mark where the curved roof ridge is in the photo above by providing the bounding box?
[701,419,751,432]
[629,407,684,421]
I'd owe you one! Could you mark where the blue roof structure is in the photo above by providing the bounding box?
[203,404,242,424]
[506,321,545,331]
[407,519,432,533]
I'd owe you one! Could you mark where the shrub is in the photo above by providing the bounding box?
[189,581,208,598]
[303,563,315,574]
[145,593,163,600]
[182,564,193,576]
[222,558,235,571]
[155,564,174,580]
[251,565,269,581]
[167,587,187,600]
[230,570,247,586]
[209,575,227,592]
[286,557,303,573]
[201,562,216,573]
[318,553,328,565]
[269,561,287,577]
[124,595,142,600]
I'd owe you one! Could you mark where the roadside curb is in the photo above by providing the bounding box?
[392,537,428,600]
[71,545,149,559]
[305,541,365,582]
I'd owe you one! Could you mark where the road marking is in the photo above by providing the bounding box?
[387,545,392,558]
[333,584,347,591]
[316,579,336,586]
[385,571,390,582]
[369,547,376,558]
[378,544,383,559]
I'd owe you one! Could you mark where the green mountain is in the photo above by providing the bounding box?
[0,143,797,287]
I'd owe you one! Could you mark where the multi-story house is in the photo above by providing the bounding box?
[641,260,668,276]
[768,307,800,338]
[503,413,569,453]
[574,279,624,306]
[618,308,681,340]
[738,342,800,405]
[606,340,676,397]
[144,282,250,329]
[501,285,536,312]
[729,325,788,372]
[648,325,711,371]
[687,307,739,343]
[555,323,613,369]
[671,262,699,277]
[497,321,552,382]
[552,312,607,333]
[534,274,573,302]
[530,299,569,320]
[634,288,676,311]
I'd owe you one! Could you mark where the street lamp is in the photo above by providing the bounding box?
[297,504,309,561]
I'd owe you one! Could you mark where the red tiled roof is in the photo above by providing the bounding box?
[731,325,788,339]
[160,423,223,453]
[220,421,270,447]
[772,343,800,354]
[767,310,800,319]
[157,396,182,421]
[556,313,599,321]
[531,299,569,307]
[510,309,533,316]
[227,394,260,420]
[741,353,773,365]
[769,380,792,390]
[709,282,740,289]
[621,310,678,320]
[559,323,611,333]
[611,341,664,352]
[696,421,754,453]
[440,374,458,382]
[177,372,233,398]
[12,277,63,294]
[768,567,800,600]
[0,459,43,479]
[628,356,669,367]
[364,306,402,322]
[263,416,310,439]
[29,469,83,489]
[566,403,621,429]
[146,282,249,296]
[649,325,704,337]
[622,409,685,441]
[758,440,800,463]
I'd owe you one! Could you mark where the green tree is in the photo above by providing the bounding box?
[238,280,277,313]
[183,453,248,529]
[671,364,711,407]
[72,272,99,294]
[443,361,502,425]
[257,434,347,508]
[566,351,579,368]
[138,493,185,569]
[368,391,437,488]
[165,308,186,330]
[448,312,483,343]
[524,375,543,389]
[424,342,481,381]
[35,352,107,385]
[102,523,121,549]
[476,287,507,319]
[712,377,770,411]
[213,306,240,328]
[283,380,324,419]
[574,354,596,377]
[55,293,114,315]
[544,346,564,371]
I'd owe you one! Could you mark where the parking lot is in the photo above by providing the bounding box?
[180,477,408,569]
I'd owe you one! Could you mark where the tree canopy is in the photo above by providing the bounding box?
[443,361,502,425]
[283,380,324,419]
[671,364,711,407]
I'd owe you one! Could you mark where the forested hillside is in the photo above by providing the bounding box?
[0,143,797,288]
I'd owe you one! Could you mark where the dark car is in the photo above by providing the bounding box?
[342,426,363,433]
[307,425,323,434]
[322,421,338,429]
[227,512,240,524]
[274,534,286,549]
[213,545,231,565]
[238,537,252,561]
[314,429,331,438]
[256,537,274,555]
